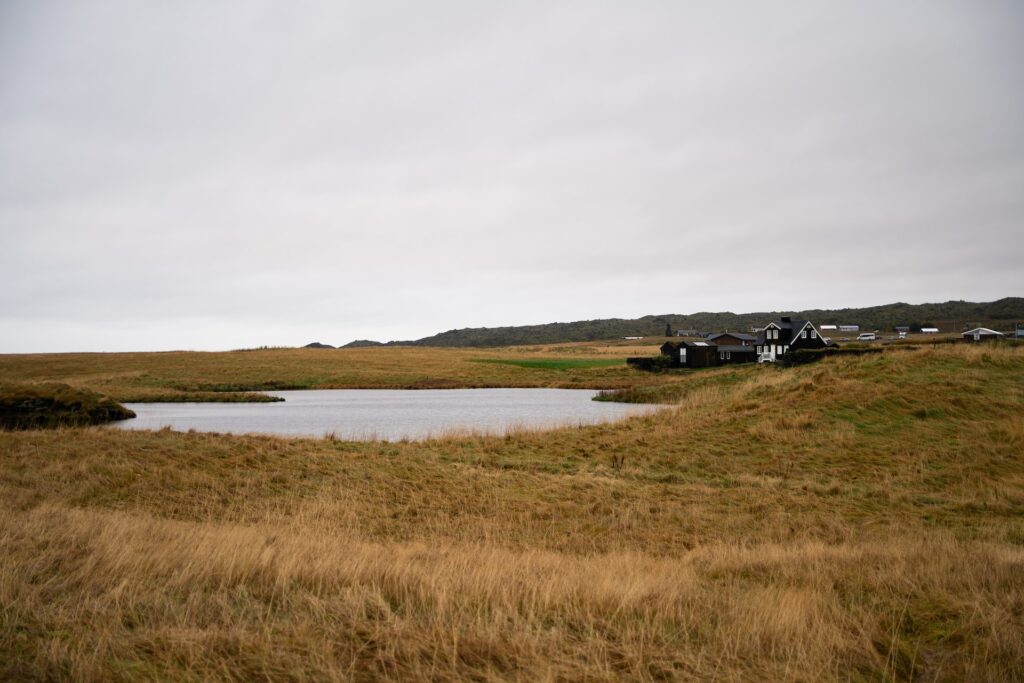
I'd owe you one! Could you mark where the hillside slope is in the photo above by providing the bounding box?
[376,297,1024,347]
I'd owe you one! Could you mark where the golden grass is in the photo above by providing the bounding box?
[4,506,1021,682]
[1,343,1023,680]
[0,342,669,402]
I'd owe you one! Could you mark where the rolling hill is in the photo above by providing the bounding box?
[341,297,1024,348]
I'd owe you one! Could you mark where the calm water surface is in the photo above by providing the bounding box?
[110,389,659,440]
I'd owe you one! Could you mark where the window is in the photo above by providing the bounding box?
[681,349,687,363]
[811,330,817,339]
[802,329,807,339]
[726,351,731,360]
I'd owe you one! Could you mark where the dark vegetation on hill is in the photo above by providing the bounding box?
[303,342,336,349]
[340,339,385,348]
[346,297,1024,348]
[0,383,135,429]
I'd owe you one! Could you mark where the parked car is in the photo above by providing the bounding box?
[757,352,775,364]
[857,332,876,342]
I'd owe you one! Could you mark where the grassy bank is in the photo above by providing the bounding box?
[1,343,1022,679]
[0,383,135,429]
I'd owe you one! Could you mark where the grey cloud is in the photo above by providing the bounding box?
[1,1,1022,351]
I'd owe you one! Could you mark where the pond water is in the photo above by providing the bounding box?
[109,388,658,440]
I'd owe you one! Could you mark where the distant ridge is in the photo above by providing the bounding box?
[340,297,1023,348]
[339,340,384,348]
[303,342,335,349]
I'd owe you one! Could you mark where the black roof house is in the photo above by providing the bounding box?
[754,316,827,361]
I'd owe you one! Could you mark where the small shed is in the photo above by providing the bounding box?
[962,328,1004,343]
[683,341,717,368]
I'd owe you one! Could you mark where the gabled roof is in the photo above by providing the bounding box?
[662,340,718,350]
[754,318,814,345]
[962,328,1004,336]
[707,332,756,342]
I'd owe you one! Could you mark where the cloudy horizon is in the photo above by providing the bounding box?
[2,1,1022,352]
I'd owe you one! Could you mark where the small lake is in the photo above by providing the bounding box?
[110,388,658,440]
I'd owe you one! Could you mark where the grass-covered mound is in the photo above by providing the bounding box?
[0,383,135,429]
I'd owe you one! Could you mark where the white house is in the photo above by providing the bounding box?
[962,328,1004,343]
[921,327,939,334]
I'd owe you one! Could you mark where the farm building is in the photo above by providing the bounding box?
[962,328,1004,343]
[660,340,717,368]
[754,317,829,362]
[706,332,756,346]
[656,318,830,368]
[716,345,757,364]
[674,329,705,337]
[894,326,910,334]
[921,327,939,334]
[820,324,838,331]
[839,324,859,332]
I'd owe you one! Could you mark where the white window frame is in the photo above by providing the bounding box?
[802,330,807,339]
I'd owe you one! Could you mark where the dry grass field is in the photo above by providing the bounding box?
[1,343,1023,680]
[0,341,665,402]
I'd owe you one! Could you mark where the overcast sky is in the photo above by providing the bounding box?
[1,1,1022,352]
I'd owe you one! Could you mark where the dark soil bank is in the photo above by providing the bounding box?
[0,383,135,429]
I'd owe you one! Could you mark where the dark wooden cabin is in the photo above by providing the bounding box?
[660,340,718,368]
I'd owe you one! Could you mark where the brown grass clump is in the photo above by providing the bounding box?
[1,343,1023,680]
